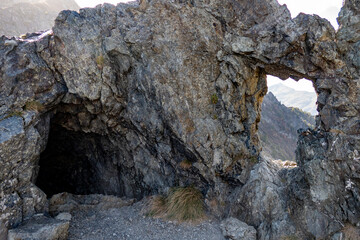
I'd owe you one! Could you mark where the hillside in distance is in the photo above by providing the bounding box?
[0,0,79,36]
[259,92,315,161]
[269,83,318,115]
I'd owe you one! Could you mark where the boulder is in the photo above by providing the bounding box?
[8,214,69,240]
[0,221,7,240]
[221,217,257,240]
[55,213,72,222]
[49,193,135,215]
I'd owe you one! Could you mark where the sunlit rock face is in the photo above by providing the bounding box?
[0,0,359,239]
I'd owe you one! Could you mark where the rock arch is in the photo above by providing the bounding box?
[0,0,359,238]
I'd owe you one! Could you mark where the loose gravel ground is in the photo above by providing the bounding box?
[68,199,225,240]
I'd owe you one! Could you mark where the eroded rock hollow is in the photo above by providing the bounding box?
[1,0,359,239]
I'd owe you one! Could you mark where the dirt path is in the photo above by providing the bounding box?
[68,199,225,240]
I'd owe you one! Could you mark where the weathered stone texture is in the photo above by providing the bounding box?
[7,214,69,240]
[221,217,257,240]
[0,0,360,239]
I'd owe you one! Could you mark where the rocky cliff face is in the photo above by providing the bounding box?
[259,92,315,161]
[0,0,79,36]
[0,0,359,239]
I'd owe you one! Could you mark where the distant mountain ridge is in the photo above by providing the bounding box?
[269,83,318,115]
[259,92,315,161]
[0,0,79,37]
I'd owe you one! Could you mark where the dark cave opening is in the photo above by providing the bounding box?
[35,121,122,197]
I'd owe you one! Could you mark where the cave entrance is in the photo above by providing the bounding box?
[259,75,317,162]
[35,117,122,197]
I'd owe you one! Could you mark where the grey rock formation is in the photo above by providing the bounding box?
[49,193,135,216]
[229,156,299,239]
[55,212,72,222]
[7,214,69,240]
[0,220,7,240]
[0,0,360,239]
[221,217,257,240]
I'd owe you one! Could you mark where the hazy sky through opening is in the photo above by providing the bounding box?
[75,0,343,92]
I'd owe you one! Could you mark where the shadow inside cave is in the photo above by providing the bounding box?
[35,121,123,197]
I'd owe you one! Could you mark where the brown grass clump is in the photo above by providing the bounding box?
[96,55,105,69]
[147,195,167,217]
[147,186,205,222]
[210,93,218,104]
[179,159,192,169]
[24,101,45,112]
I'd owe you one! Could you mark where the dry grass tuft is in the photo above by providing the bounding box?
[96,55,105,69]
[179,159,192,169]
[147,186,205,222]
[147,195,167,217]
[24,101,45,112]
[210,93,218,104]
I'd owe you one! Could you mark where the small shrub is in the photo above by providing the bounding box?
[147,186,205,222]
[210,93,218,104]
[179,159,192,169]
[96,55,105,69]
[213,114,218,120]
[166,187,205,221]
[147,195,167,217]
[24,101,44,112]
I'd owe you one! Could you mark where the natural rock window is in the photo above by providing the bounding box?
[259,76,317,161]
[2,1,360,238]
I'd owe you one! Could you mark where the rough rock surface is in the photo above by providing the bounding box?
[1,0,360,239]
[221,217,257,240]
[0,220,7,240]
[48,193,135,216]
[7,214,69,240]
